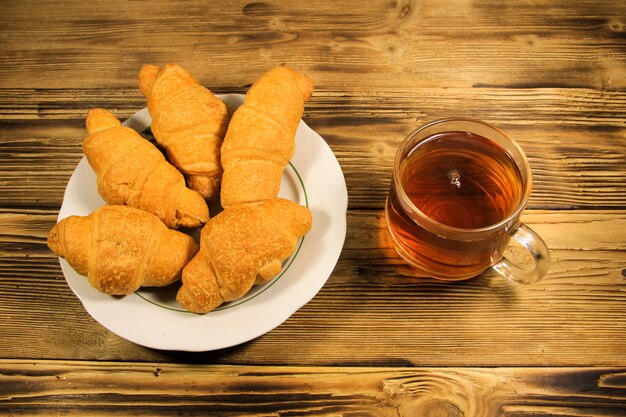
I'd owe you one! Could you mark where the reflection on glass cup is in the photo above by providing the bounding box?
[385,118,550,283]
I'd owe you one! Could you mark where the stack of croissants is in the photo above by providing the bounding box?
[47,64,314,313]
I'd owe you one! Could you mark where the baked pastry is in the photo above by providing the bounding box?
[176,198,313,313]
[139,64,230,200]
[220,66,314,208]
[83,108,209,229]
[47,205,198,295]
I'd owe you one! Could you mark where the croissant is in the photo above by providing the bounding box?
[176,198,313,313]
[47,205,198,295]
[139,64,230,200]
[220,66,314,208]
[83,108,209,229]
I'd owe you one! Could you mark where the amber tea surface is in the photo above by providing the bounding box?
[400,131,523,229]
[386,130,524,279]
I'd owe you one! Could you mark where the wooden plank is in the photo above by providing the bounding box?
[2,86,626,124]
[0,209,624,365]
[1,360,625,416]
[1,87,625,209]
[0,0,624,89]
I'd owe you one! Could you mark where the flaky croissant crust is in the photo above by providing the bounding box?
[48,205,198,295]
[82,108,209,229]
[139,64,230,200]
[220,66,314,208]
[176,198,312,313]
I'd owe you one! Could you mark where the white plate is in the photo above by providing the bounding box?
[57,94,348,351]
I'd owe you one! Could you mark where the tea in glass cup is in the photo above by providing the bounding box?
[385,118,549,283]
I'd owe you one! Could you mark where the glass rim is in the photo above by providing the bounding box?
[392,117,533,239]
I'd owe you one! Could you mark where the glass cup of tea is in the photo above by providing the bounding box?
[385,118,550,284]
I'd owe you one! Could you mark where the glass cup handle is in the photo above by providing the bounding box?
[492,223,550,284]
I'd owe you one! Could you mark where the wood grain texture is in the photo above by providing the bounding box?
[1,87,625,210]
[1,360,626,416]
[0,0,625,90]
[1,209,624,365]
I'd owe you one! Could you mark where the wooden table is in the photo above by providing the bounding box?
[1,0,625,415]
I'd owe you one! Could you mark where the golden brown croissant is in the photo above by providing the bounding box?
[47,205,198,295]
[139,64,230,200]
[83,108,209,229]
[176,198,313,313]
[219,66,314,208]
